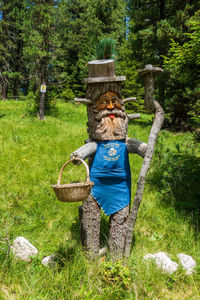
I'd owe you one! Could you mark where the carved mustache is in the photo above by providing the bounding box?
[94,108,126,121]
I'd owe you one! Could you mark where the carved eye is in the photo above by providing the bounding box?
[97,98,109,108]
[112,97,120,104]
[101,100,108,105]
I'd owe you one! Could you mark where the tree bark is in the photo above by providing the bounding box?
[126,138,147,157]
[39,91,45,120]
[13,39,23,99]
[108,204,130,258]
[80,194,101,257]
[1,75,8,101]
[128,113,141,120]
[71,142,97,160]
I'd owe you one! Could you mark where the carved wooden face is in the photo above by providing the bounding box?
[87,90,128,141]
[96,91,122,112]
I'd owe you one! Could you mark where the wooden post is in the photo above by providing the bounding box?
[39,83,46,120]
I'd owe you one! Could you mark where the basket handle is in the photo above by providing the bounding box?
[57,158,90,186]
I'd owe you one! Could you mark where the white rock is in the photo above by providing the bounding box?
[144,252,178,274]
[11,237,38,262]
[99,247,107,256]
[177,253,196,275]
[41,255,57,267]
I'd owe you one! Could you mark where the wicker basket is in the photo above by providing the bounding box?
[51,158,93,202]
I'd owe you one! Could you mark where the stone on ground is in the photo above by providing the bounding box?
[41,255,57,267]
[11,237,38,262]
[144,252,178,274]
[177,253,196,275]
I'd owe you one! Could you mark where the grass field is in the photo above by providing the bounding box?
[0,100,200,299]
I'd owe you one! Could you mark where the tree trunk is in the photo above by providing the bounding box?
[1,75,8,101]
[13,79,20,100]
[39,91,45,120]
[38,56,47,120]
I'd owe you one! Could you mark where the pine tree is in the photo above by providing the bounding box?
[22,0,56,119]
[0,1,14,100]
[0,0,25,100]
[163,11,200,130]
[125,0,200,127]
[54,0,126,99]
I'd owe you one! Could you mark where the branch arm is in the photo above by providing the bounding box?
[127,113,141,120]
[71,142,97,160]
[126,138,147,158]
[123,97,136,104]
[74,98,93,104]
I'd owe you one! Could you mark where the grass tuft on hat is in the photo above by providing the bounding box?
[96,38,116,60]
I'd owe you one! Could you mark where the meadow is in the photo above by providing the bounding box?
[0,100,200,299]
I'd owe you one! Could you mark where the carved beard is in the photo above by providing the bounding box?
[87,104,128,140]
[96,116,126,140]
[87,106,128,140]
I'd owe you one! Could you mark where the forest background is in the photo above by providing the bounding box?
[0,0,200,131]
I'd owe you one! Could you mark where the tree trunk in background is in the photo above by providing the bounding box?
[13,80,19,100]
[1,76,8,101]
[39,91,45,120]
[13,32,23,99]
[38,53,47,120]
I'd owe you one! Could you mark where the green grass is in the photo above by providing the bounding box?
[0,100,200,299]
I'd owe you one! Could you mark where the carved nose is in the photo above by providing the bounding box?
[107,101,114,109]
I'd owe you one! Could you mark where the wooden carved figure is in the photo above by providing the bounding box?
[71,59,149,258]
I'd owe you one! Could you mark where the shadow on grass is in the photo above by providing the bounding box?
[54,244,77,267]
[148,150,200,225]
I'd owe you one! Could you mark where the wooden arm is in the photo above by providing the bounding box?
[71,142,97,160]
[126,138,147,158]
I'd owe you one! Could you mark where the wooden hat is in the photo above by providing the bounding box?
[84,59,125,84]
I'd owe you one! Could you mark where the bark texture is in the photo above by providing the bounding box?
[88,60,115,78]
[128,113,141,120]
[108,205,130,258]
[80,194,101,257]
[1,75,8,101]
[39,92,45,120]
[87,101,128,140]
[84,60,125,84]
[126,137,147,157]
[71,142,97,160]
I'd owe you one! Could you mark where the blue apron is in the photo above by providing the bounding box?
[90,140,131,216]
